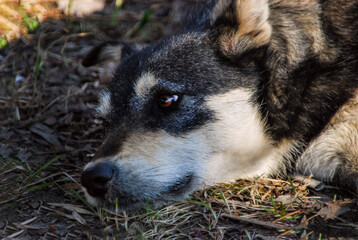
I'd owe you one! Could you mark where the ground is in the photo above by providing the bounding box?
[0,1,358,239]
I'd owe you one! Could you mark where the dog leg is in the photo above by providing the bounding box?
[296,100,358,192]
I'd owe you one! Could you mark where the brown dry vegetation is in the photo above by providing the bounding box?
[1,1,358,239]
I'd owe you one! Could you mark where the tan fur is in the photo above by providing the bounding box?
[235,0,271,42]
[297,91,358,181]
[113,131,174,165]
[96,90,111,117]
[134,72,158,98]
[100,45,124,63]
[220,0,272,55]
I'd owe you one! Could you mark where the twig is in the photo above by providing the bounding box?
[221,213,291,230]
[7,229,26,238]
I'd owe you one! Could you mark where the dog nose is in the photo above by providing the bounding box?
[81,162,116,198]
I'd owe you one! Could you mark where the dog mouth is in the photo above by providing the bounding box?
[167,174,193,193]
[84,174,194,209]
[119,174,193,207]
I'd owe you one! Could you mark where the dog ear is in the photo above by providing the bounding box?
[209,0,271,57]
[82,41,144,67]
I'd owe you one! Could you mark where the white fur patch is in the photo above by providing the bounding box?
[83,162,95,171]
[201,89,285,183]
[134,72,158,97]
[96,90,111,117]
[82,187,101,206]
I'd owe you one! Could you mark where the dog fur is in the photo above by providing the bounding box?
[81,0,358,210]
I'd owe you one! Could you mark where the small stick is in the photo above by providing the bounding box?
[221,213,291,230]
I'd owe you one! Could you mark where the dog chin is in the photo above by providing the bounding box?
[83,192,173,212]
[82,187,195,212]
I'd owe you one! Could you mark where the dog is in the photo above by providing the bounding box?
[81,0,358,210]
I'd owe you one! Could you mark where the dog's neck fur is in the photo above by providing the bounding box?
[254,0,358,143]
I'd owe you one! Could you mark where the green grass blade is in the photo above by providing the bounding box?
[23,181,54,194]
[191,200,217,221]
[24,155,60,186]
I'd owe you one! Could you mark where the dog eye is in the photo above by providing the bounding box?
[158,95,179,108]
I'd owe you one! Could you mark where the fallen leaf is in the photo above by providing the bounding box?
[318,201,350,220]
[275,194,293,205]
[48,203,93,215]
[29,123,62,149]
[72,211,87,225]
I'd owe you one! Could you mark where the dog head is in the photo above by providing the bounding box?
[81,0,322,210]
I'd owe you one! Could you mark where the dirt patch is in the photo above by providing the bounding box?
[1,1,358,239]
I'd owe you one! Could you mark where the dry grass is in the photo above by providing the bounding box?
[1,1,358,239]
[0,0,61,45]
[84,177,357,239]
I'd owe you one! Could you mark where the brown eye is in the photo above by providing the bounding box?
[158,95,179,108]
